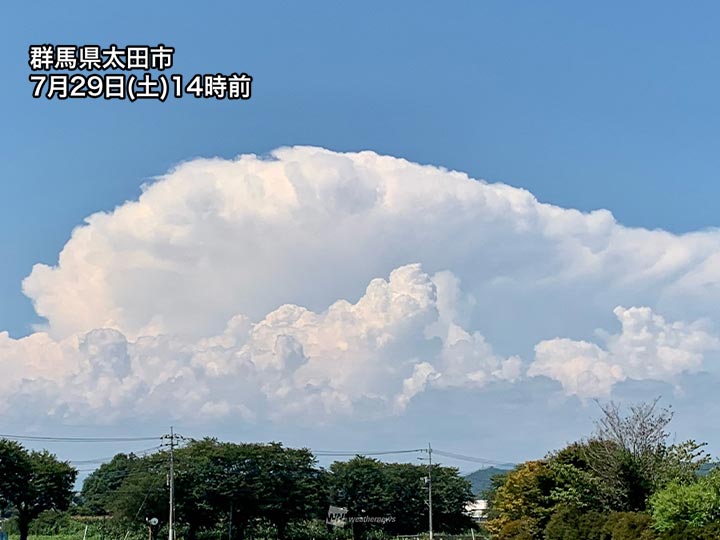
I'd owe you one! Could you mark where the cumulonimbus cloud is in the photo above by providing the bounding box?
[3,146,720,422]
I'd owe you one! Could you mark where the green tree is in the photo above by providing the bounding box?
[0,440,28,519]
[329,456,474,538]
[495,517,537,540]
[329,457,391,539]
[430,465,475,533]
[0,441,77,540]
[584,399,709,511]
[546,441,613,513]
[80,452,141,515]
[382,463,426,534]
[107,451,169,540]
[649,469,720,532]
[81,440,325,540]
[544,505,608,540]
[484,461,555,539]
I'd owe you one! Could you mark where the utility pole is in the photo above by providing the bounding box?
[428,442,433,540]
[228,502,233,540]
[419,443,434,540]
[168,427,175,540]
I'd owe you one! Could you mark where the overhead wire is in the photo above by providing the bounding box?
[0,433,162,443]
[1,431,515,470]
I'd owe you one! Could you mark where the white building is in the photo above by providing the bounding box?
[465,499,488,522]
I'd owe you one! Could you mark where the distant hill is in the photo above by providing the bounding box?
[465,462,718,496]
[465,466,514,496]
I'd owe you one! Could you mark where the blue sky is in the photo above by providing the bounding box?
[2,2,720,468]
[3,1,720,337]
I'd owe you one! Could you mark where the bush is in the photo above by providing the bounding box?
[545,506,608,540]
[603,512,654,540]
[657,521,720,540]
[649,471,720,532]
[496,517,538,540]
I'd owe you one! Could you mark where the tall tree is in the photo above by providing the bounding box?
[430,465,476,533]
[484,461,555,539]
[80,452,141,515]
[0,442,77,540]
[585,399,709,511]
[94,450,170,539]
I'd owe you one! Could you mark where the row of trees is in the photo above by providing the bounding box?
[81,440,475,539]
[482,399,718,540]
[1,438,476,540]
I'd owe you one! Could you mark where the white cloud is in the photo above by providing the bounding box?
[22,147,720,345]
[528,306,720,398]
[4,146,720,422]
[0,264,518,422]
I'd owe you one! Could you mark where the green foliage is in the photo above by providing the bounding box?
[603,512,654,540]
[79,453,140,515]
[495,517,538,540]
[545,508,656,540]
[483,461,554,539]
[546,442,611,512]
[0,441,77,540]
[329,456,474,536]
[483,400,714,540]
[656,521,720,540]
[583,400,709,512]
[77,446,475,540]
[544,506,608,540]
[649,469,720,532]
[428,465,476,533]
[84,439,326,540]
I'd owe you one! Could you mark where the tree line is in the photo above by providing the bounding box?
[3,399,714,540]
[482,399,719,540]
[0,439,475,540]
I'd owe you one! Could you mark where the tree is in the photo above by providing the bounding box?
[603,512,655,540]
[103,450,169,539]
[329,457,392,539]
[430,465,476,533]
[495,517,537,540]
[544,505,608,540]
[0,441,77,540]
[546,441,613,513]
[483,461,555,539]
[80,452,141,515]
[329,456,474,538]
[80,440,326,540]
[649,469,720,532]
[176,440,324,540]
[233,442,324,539]
[584,399,709,511]
[382,462,426,534]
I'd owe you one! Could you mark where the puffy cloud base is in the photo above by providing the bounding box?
[1,264,520,422]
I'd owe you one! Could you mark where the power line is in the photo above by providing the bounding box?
[2,431,516,469]
[70,445,165,465]
[313,448,425,456]
[0,433,161,443]
[433,449,515,468]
